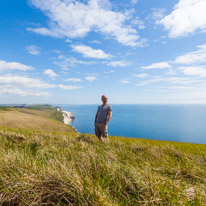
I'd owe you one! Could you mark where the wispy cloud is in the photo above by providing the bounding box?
[52,50,61,53]
[59,84,83,90]
[85,76,96,81]
[0,88,50,97]
[71,45,113,59]
[120,79,130,84]
[158,0,206,38]
[130,17,145,29]
[0,75,55,97]
[89,40,102,44]
[54,55,96,70]
[178,66,206,77]
[0,60,33,71]
[133,73,149,78]
[130,0,138,5]
[28,0,143,47]
[44,69,58,78]
[0,75,56,89]
[137,76,202,86]
[151,8,166,21]
[107,60,131,67]
[142,44,206,73]
[26,45,40,55]
[104,70,115,73]
[174,44,206,65]
[141,62,172,69]
[65,78,82,82]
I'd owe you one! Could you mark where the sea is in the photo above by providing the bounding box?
[56,104,206,144]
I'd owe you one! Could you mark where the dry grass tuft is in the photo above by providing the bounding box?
[0,130,26,143]
[77,134,95,144]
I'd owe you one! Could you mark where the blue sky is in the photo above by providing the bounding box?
[1,0,206,104]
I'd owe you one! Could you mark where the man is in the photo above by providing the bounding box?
[95,95,112,141]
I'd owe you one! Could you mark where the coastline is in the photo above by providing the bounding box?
[61,110,79,133]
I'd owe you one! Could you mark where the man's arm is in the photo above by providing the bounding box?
[94,107,99,124]
[105,111,112,126]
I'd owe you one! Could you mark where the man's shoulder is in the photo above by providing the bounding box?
[106,104,112,111]
[98,104,112,110]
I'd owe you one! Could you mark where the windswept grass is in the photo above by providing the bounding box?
[0,127,205,205]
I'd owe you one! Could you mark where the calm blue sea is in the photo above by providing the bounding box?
[56,104,206,144]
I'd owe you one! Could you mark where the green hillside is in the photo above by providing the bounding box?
[0,125,206,205]
[0,107,75,133]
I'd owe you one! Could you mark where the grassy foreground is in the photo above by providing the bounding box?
[0,127,206,205]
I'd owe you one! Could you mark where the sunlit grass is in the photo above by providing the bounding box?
[0,108,75,133]
[0,127,205,205]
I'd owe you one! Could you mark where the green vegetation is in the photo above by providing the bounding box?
[0,106,12,111]
[0,106,205,205]
[0,104,64,122]
[26,104,54,110]
[25,104,64,122]
[0,126,205,205]
[0,107,74,133]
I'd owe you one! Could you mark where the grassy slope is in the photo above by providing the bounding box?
[25,105,64,122]
[0,126,206,205]
[0,108,75,133]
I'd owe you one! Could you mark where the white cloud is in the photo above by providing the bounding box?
[165,69,178,75]
[153,35,167,43]
[137,76,201,86]
[104,70,115,73]
[131,0,138,5]
[158,0,206,38]
[90,40,102,44]
[52,50,61,53]
[174,44,206,64]
[107,60,131,67]
[44,69,58,78]
[0,60,33,71]
[130,17,145,29]
[71,45,112,59]
[28,0,142,47]
[65,78,82,82]
[120,79,130,84]
[59,84,83,90]
[0,76,56,89]
[151,8,166,20]
[0,88,49,97]
[133,73,149,78]
[26,45,40,55]
[0,75,55,97]
[54,55,96,70]
[178,66,206,77]
[168,86,194,90]
[141,62,172,69]
[85,76,96,81]
[65,39,72,43]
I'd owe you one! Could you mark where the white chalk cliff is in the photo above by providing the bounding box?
[62,111,75,124]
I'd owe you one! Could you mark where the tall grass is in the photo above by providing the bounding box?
[0,127,206,205]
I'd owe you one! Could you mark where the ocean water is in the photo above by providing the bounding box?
[57,104,206,144]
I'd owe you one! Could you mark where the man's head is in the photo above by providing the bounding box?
[101,94,108,105]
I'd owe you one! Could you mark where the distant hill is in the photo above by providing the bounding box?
[0,106,75,133]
